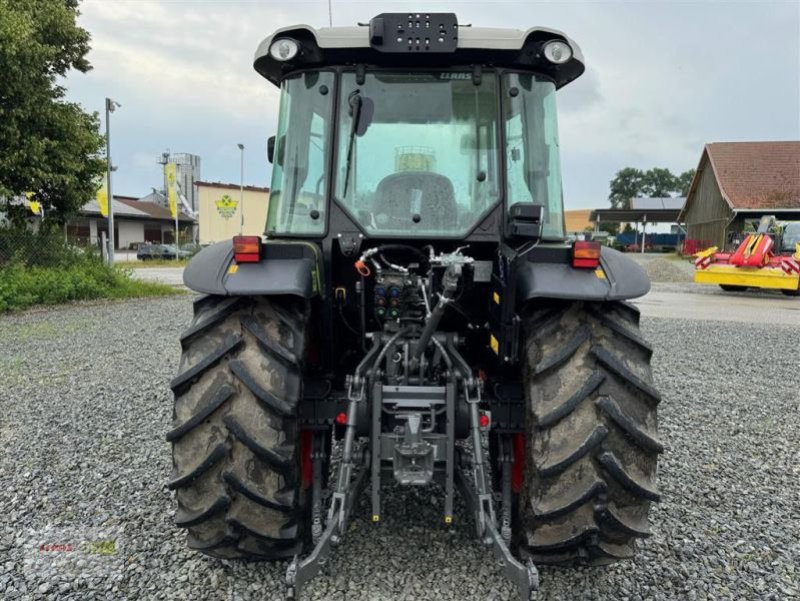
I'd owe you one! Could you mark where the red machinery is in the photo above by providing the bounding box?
[694,217,800,295]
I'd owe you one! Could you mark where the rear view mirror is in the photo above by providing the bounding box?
[267,136,275,164]
[508,203,543,240]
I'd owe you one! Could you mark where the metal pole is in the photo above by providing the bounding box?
[174,175,179,261]
[105,98,116,265]
[162,152,169,245]
[641,214,647,254]
[238,143,244,235]
[328,0,333,26]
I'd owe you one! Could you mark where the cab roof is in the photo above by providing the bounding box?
[253,16,585,89]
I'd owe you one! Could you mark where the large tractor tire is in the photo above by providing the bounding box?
[167,295,308,559]
[519,301,662,565]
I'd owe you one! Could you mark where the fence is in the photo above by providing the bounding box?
[0,227,97,268]
[681,239,713,256]
[0,225,200,267]
[614,233,685,252]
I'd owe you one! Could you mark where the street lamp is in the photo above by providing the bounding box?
[105,97,121,264]
[238,143,244,235]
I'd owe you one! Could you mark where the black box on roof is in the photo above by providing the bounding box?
[369,13,458,53]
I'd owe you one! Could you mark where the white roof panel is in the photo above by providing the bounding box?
[631,197,686,211]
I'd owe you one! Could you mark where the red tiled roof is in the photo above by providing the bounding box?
[704,141,800,210]
[116,197,194,222]
[195,181,270,193]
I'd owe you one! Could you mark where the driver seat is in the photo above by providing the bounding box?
[373,171,457,230]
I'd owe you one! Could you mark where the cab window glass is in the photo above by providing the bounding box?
[502,73,564,239]
[266,71,334,236]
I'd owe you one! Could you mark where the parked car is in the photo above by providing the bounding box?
[179,243,206,256]
[163,244,192,259]
[137,244,191,261]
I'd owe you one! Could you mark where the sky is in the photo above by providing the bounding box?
[64,0,800,210]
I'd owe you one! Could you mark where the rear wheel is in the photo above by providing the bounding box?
[167,295,308,559]
[518,301,662,565]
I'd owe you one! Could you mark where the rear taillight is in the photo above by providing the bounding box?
[572,240,601,269]
[233,236,261,263]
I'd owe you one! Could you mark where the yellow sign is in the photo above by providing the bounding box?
[215,194,238,220]
[95,179,109,217]
[165,163,178,219]
[395,150,435,172]
[25,192,42,216]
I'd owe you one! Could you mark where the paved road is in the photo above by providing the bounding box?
[634,282,800,325]
[132,267,185,287]
[131,267,799,325]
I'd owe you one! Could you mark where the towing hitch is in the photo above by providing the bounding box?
[285,370,538,600]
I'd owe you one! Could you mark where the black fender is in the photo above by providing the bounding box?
[516,247,650,303]
[183,240,322,298]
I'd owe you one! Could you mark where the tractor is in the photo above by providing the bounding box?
[167,13,662,600]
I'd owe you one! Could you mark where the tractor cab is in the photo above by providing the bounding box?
[258,13,584,243]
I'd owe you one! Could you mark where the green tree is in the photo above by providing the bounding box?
[608,167,644,210]
[641,167,676,197]
[676,169,696,196]
[0,0,104,226]
[608,166,696,208]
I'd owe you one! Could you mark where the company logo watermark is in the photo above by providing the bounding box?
[21,526,125,576]
[38,540,117,555]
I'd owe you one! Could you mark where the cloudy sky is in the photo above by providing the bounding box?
[65,0,800,209]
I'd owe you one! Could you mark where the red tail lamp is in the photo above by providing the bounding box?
[572,240,601,269]
[233,236,261,263]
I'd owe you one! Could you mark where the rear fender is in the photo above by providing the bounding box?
[183,240,322,298]
[516,247,650,303]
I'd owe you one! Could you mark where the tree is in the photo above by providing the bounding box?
[0,0,105,226]
[641,167,676,197]
[676,169,696,196]
[608,167,644,210]
[608,166,697,208]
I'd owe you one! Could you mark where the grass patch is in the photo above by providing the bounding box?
[0,227,181,312]
[0,260,180,312]
[116,258,190,268]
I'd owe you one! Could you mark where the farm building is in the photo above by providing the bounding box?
[196,181,270,244]
[564,209,593,235]
[679,141,800,249]
[70,195,195,248]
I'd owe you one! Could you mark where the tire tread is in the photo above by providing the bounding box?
[519,300,661,565]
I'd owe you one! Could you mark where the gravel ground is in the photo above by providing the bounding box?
[629,254,696,284]
[1,295,798,600]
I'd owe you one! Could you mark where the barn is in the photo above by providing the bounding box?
[679,141,800,249]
